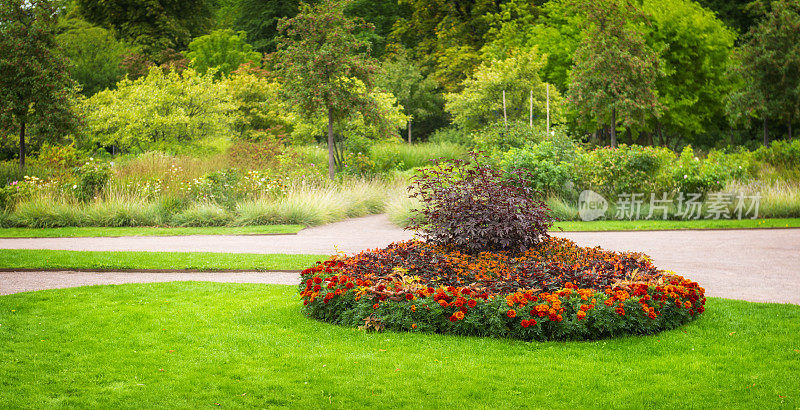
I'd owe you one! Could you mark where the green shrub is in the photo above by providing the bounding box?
[73,159,112,202]
[500,136,581,199]
[672,146,725,195]
[576,144,674,198]
[754,139,800,178]
[471,122,547,153]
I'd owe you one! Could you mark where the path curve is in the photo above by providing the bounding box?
[1,214,798,304]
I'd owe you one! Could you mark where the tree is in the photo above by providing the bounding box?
[81,68,235,153]
[56,18,130,96]
[642,0,736,147]
[390,0,504,92]
[235,0,303,53]
[75,0,213,55]
[376,52,442,142]
[445,48,561,130]
[727,0,800,144]
[566,0,662,148]
[0,0,79,169]
[187,29,262,77]
[272,0,388,179]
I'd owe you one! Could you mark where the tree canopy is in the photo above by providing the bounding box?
[0,0,80,168]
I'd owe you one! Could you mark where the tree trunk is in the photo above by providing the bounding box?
[610,108,617,148]
[763,117,768,147]
[327,107,335,180]
[407,119,412,144]
[18,120,26,169]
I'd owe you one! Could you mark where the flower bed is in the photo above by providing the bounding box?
[299,237,705,341]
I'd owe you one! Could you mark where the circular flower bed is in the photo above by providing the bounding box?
[299,237,706,341]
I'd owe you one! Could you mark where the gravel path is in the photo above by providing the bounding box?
[1,214,798,304]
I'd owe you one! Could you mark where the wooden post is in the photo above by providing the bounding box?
[546,84,550,135]
[407,119,412,144]
[529,90,533,128]
[610,108,617,148]
[763,117,768,147]
[502,90,508,130]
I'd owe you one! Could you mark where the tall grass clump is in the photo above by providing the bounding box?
[171,201,233,226]
[6,198,83,228]
[727,180,800,218]
[82,195,163,227]
[386,195,421,227]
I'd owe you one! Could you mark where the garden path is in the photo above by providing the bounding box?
[1,214,798,304]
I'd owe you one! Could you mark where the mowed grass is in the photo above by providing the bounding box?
[1,283,798,408]
[0,224,304,238]
[552,217,800,231]
[0,250,326,271]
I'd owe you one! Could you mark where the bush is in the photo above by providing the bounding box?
[754,139,800,178]
[73,159,111,202]
[575,144,674,198]
[471,122,547,153]
[427,127,474,146]
[408,154,554,254]
[500,136,581,199]
[299,237,705,341]
[672,146,725,195]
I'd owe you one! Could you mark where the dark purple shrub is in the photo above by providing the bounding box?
[407,153,555,254]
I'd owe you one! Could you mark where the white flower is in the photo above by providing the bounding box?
[72,184,77,189]
[683,175,688,179]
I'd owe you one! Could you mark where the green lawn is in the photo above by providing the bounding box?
[0,224,304,238]
[552,217,800,231]
[0,283,797,407]
[0,250,326,271]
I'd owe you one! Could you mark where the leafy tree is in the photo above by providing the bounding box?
[642,0,736,147]
[0,0,79,168]
[566,0,662,148]
[445,48,561,130]
[56,18,130,96]
[345,0,407,57]
[187,29,262,76]
[694,0,758,35]
[727,0,800,144]
[235,0,303,53]
[272,0,389,179]
[376,52,442,142]
[80,68,235,153]
[75,0,213,55]
[391,0,504,92]
[221,65,295,140]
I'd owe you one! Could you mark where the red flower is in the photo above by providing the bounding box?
[467,299,477,308]
[313,277,322,284]
[372,303,379,309]
[520,320,530,328]
[346,282,354,289]
[507,309,516,318]
[405,293,415,301]
[313,285,321,292]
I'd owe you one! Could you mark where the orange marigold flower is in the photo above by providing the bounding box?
[577,311,586,320]
[410,305,416,312]
[507,309,516,318]
[454,311,465,320]
[412,323,417,329]
[604,299,614,306]
[373,303,379,309]
[684,301,692,309]
[556,314,563,322]
[438,299,448,308]
[520,320,530,328]
[448,315,458,322]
